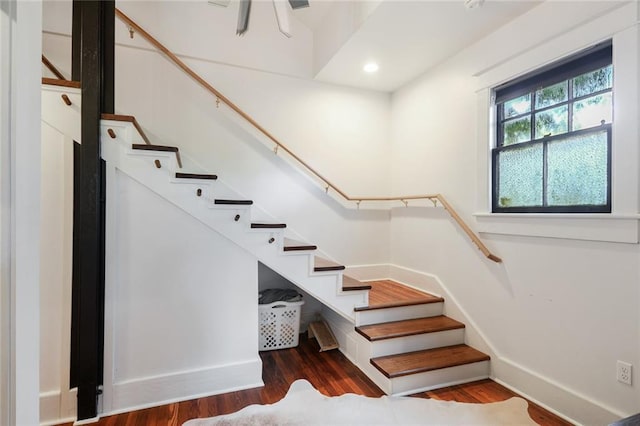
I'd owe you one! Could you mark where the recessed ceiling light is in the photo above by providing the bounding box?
[363,63,379,73]
[464,0,485,10]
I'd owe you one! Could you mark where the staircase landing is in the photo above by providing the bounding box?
[357,280,443,311]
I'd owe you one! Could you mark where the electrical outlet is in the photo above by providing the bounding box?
[617,361,632,385]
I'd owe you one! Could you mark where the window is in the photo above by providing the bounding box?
[492,42,612,213]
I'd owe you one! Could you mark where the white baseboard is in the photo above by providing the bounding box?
[105,358,263,416]
[347,262,623,426]
[493,357,625,426]
[345,264,390,281]
[40,388,77,426]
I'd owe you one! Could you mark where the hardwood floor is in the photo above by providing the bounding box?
[57,336,571,426]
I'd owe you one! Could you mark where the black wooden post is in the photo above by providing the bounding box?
[70,0,114,420]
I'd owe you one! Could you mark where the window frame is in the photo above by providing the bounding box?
[491,42,613,214]
[492,124,612,213]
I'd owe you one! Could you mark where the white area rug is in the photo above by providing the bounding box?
[183,379,539,425]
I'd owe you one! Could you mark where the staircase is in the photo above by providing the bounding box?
[42,79,490,398]
[99,113,370,322]
[350,280,490,395]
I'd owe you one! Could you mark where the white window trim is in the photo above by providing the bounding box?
[473,2,639,244]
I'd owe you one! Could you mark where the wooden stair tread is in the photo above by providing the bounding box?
[251,223,286,229]
[283,238,317,252]
[42,77,81,89]
[175,172,218,180]
[308,321,339,352]
[132,143,178,153]
[371,344,490,379]
[104,114,153,146]
[354,280,443,311]
[215,199,253,205]
[342,275,371,291]
[314,257,345,272]
[131,143,183,168]
[356,316,464,341]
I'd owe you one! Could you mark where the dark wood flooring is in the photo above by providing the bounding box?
[57,336,572,426]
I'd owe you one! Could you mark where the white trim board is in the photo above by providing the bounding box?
[105,359,263,416]
[345,263,625,426]
[40,388,76,426]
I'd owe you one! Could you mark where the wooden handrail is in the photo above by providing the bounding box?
[41,54,66,80]
[115,8,348,199]
[113,9,501,263]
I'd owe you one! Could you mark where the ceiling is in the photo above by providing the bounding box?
[290,0,542,92]
[43,0,542,93]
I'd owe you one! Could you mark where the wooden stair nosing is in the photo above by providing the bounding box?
[42,77,81,89]
[283,238,317,252]
[354,296,444,312]
[132,143,183,169]
[215,199,253,205]
[132,143,178,153]
[355,315,464,342]
[176,172,218,180]
[250,223,287,229]
[314,257,345,272]
[103,113,152,146]
[370,344,490,379]
[342,275,371,292]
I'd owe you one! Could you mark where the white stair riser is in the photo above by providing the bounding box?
[352,351,492,398]
[355,302,443,326]
[343,290,369,309]
[388,361,490,396]
[368,328,465,358]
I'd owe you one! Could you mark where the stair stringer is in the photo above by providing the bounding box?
[41,83,82,143]
[100,120,367,322]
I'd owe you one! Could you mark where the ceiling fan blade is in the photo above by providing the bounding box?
[237,0,252,36]
[273,0,292,38]
[288,0,309,10]
[207,0,230,7]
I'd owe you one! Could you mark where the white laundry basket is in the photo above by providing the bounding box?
[258,300,304,351]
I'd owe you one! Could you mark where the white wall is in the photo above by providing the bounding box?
[389,2,639,424]
[109,11,392,266]
[102,169,263,414]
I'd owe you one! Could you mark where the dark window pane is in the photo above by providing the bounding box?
[497,145,543,208]
[547,130,608,206]
[503,93,531,118]
[573,93,612,130]
[535,105,568,139]
[572,65,613,98]
[503,116,531,146]
[535,81,567,109]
